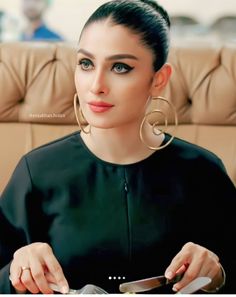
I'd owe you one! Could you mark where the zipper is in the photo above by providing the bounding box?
[123,168,131,263]
[124,167,129,193]
[124,181,128,192]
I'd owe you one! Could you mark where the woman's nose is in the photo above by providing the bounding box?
[90,70,109,95]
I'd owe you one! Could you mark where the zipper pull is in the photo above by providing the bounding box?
[124,181,128,192]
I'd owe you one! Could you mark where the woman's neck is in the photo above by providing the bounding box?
[80,121,164,164]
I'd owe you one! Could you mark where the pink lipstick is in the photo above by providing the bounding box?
[88,101,114,113]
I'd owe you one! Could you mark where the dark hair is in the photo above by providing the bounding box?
[81,0,171,71]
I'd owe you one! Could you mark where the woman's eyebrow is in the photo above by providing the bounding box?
[77,49,94,58]
[106,54,138,61]
[77,49,138,61]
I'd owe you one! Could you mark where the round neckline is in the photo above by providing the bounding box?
[76,132,171,168]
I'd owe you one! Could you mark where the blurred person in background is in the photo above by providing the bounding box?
[21,0,64,41]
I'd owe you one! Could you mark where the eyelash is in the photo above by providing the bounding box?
[78,59,134,74]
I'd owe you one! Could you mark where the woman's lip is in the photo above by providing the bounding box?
[88,101,114,107]
[88,102,114,113]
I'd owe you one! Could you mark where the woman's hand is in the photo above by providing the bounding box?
[164,242,224,292]
[9,242,69,294]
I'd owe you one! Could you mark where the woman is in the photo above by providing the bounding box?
[0,0,235,294]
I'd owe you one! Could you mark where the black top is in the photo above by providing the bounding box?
[0,131,236,293]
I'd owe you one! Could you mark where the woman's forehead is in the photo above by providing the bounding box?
[78,21,152,60]
[80,20,138,44]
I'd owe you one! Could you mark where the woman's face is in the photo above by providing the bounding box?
[75,20,161,130]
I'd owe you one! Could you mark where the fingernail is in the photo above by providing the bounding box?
[61,286,69,294]
[172,285,178,292]
[165,271,174,279]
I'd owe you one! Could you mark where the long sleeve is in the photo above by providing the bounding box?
[186,155,236,293]
[208,159,236,293]
[0,157,33,293]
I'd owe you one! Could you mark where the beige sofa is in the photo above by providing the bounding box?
[0,42,236,193]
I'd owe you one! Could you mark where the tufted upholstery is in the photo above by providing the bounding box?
[0,42,76,124]
[0,42,236,193]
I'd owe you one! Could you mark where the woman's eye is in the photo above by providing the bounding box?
[78,59,93,70]
[112,63,133,74]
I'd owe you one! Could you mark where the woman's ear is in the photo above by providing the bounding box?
[150,63,172,96]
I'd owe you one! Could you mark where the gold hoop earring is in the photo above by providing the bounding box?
[73,94,91,134]
[139,96,178,150]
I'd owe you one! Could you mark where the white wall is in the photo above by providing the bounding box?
[1,0,236,42]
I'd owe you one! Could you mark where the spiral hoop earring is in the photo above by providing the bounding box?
[139,96,178,150]
[73,94,91,134]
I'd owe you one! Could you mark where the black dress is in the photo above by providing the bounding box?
[0,131,236,293]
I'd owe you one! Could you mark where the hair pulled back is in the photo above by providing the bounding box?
[81,0,171,71]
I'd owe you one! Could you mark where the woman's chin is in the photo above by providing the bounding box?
[87,122,116,130]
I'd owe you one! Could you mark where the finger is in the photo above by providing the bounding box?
[176,263,189,275]
[173,258,202,292]
[175,247,218,284]
[165,254,190,279]
[165,242,199,280]
[20,268,40,294]
[29,263,54,294]
[9,266,27,293]
[44,254,69,294]
[45,272,60,293]
[45,271,57,284]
